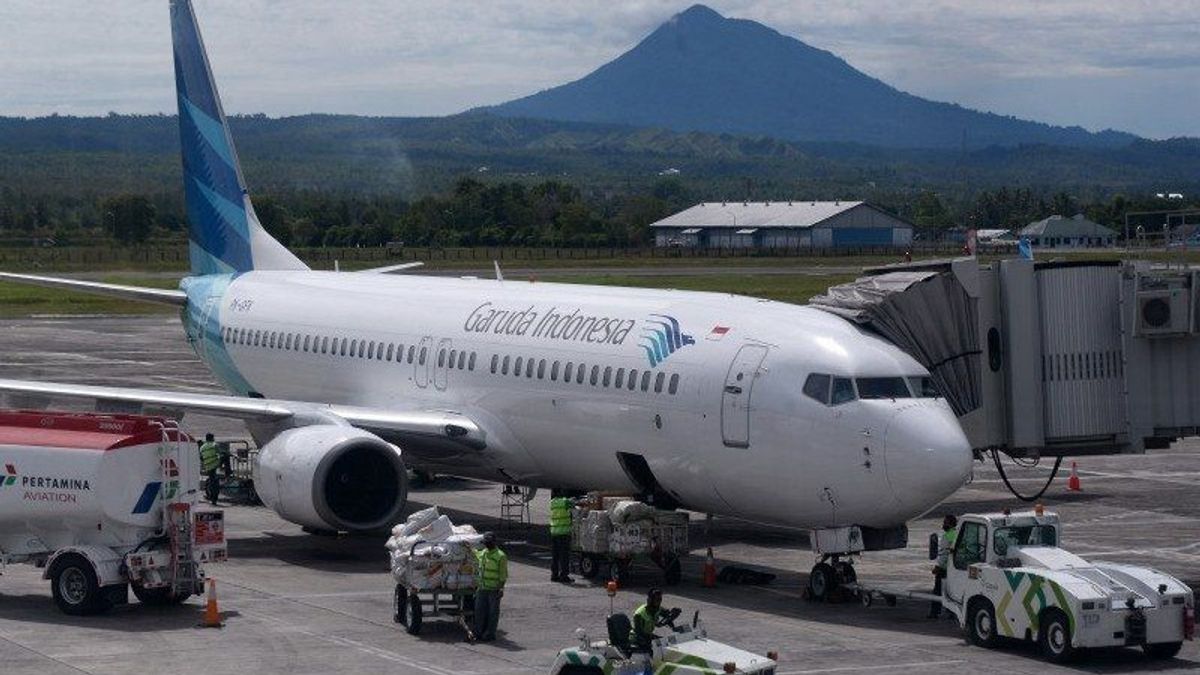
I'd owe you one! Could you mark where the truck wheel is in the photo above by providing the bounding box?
[405,593,423,635]
[807,563,837,602]
[393,585,406,624]
[579,554,600,580]
[1038,609,1075,663]
[131,583,188,606]
[1143,642,1182,660]
[966,598,998,648]
[50,554,106,616]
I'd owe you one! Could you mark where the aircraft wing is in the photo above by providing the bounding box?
[0,378,487,453]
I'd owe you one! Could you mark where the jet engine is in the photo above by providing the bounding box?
[254,425,408,532]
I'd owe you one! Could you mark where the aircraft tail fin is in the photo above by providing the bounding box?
[170,0,307,276]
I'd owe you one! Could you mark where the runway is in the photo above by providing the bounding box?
[0,316,1196,674]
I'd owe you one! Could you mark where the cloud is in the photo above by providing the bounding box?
[0,1,1195,137]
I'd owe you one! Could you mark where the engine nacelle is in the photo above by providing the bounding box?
[254,425,408,532]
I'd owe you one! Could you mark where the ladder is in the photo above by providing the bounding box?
[499,484,530,528]
[153,420,199,598]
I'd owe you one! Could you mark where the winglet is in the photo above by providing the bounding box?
[170,0,307,276]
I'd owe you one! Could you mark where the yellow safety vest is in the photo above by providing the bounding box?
[475,547,508,591]
[549,497,573,536]
[199,442,221,472]
[630,603,661,644]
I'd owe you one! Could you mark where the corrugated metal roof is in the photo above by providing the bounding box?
[651,201,867,230]
[1020,214,1115,238]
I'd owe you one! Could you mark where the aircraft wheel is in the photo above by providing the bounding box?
[807,562,837,602]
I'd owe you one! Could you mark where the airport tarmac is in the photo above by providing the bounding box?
[1,315,1198,674]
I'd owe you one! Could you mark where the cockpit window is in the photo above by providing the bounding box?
[802,374,831,404]
[831,377,856,405]
[856,377,912,400]
[907,376,941,398]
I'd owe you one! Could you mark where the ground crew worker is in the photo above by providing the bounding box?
[630,588,666,650]
[549,490,574,583]
[929,514,958,618]
[199,433,222,505]
[473,532,508,642]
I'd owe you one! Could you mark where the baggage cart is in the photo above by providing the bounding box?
[572,503,688,586]
[391,540,476,638]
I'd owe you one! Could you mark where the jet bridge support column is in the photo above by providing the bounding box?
[998,260,1044,454]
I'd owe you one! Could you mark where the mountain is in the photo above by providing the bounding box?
[489,4,1137,150]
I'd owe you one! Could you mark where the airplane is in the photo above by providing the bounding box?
[0,0,972,583]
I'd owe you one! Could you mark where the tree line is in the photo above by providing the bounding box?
[0,178,1195,247]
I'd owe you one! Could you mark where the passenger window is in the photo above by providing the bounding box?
[419,346,427,365]
[366,341,374,359]
[615,368,625,389]
[458,352,467,370]
[358,341,366,358]
[628,369,638,390]
[448,349,457,367]
[438,350,446,368]
[386,343,395,361]
[502,355,510,375]
[407,345,415,363]
[641,371,652,391]
[654,372,665,393]
[802,374,831,405]
[284,334,292,350]
[564,362,574,381]
[526,358,535,378]
[490,354,499,374]
[252,331,260,347]
[468,352,476,371]
[577,364,587,385]
[537,360,546,379]
[350,339,357,356]
[603,366,612,387]
[590,365,599,386]
[321,336,329,354]
[550,361,560,381]
[514,356,524,376]
[668,373,680,395]
[831,378,856,405]
[954,522,986,570]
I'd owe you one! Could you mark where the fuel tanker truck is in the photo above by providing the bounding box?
[0,411,225,615]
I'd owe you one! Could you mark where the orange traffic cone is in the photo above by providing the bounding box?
[702,548,717,588]
[1067,462,1082,492]
[201,578,223,628]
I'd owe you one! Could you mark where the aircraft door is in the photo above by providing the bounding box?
[721,344,769,448]
[414,336,432,388]
[433,338,452,391]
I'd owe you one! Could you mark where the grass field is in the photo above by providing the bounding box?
[0,271,856,317]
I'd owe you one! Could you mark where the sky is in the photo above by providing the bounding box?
[1,1,1197,139]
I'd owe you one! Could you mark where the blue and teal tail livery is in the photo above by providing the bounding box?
[170,0,307,276]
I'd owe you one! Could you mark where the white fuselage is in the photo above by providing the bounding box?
[182,271,972,530]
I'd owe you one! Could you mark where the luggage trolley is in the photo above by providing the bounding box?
[391,540,477,639]
[573,510,688,586]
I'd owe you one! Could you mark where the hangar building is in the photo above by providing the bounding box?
[1019,214,1116,248]
[650,201,913,249]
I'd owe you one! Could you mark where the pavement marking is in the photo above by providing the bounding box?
[778,659,964,675]
[0,629,93,674]
[241,609,474,675]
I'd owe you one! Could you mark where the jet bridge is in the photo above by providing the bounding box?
[810,258,1200,470]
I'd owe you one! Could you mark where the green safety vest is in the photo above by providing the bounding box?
[549,497,573,536]
[199,442,221,472]
[630,603,661,644]
[475,547,508,591]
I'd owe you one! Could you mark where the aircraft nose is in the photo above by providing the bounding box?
[884,404,973,516]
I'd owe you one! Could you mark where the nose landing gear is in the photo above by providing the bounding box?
[804,556,858,602]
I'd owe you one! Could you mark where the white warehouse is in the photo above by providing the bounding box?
[651,201,914,249]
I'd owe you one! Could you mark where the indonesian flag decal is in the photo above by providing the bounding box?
[707,325,731,341]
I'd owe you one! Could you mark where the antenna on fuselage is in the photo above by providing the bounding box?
[493,260,504,282]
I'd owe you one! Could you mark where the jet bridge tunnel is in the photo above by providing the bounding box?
[810,258,1200,498]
